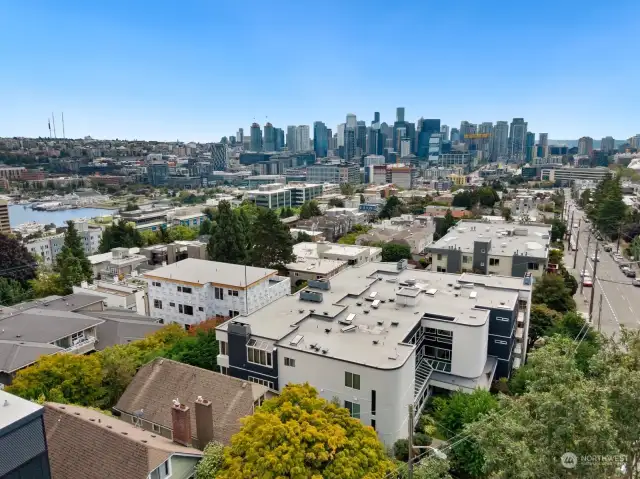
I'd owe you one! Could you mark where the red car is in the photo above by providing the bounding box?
[582,276,593,287]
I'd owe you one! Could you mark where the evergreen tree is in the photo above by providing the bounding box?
[56,221,92,288]
[299,200,322,219]
[199,218,213,235]
[0,233,37,283]
[207,201,248,264]
[99,221,144,252]
[250,208,295,269]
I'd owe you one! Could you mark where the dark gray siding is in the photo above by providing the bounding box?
[473,240,490,274]
[227,322,279,389]
[0,414,50,479]
[512,255,546,277]
[445,249,462,273]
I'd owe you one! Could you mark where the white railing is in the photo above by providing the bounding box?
[62,337,96,354]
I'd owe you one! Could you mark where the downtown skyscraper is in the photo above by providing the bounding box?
[313,121,328,158]
[286,125,297,152]
[250,123,262,151]
[263,122,275,151]
[492,121,509,160]
[296,125,310,152]
[508,118,527,161]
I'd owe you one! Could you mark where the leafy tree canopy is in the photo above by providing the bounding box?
[98,220,144,252]
[299,200,322,219]
[249,208,295,269]
[381,243,411,262]
[531,274,576,313]
[0,233,37,283]
[207,201,248,264]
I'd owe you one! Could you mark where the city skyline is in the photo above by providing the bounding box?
[2,0,639,141]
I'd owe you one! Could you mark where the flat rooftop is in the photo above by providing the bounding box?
[0,390,43,431]
[144,258,277,288]
[219,263,522,369]
[294,242,381,260]
[285,258,346,275]
[430,221,551,259]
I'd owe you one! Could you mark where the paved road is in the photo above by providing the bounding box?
[565,206,640,336]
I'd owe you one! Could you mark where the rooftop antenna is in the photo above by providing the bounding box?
[62,112,65,139]
[48,118,52,138]
[52,112,57,138]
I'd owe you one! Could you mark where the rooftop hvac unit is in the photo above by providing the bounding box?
[300,291,323,303]
[290,334,304,346]
[308,278,331,290]
[339,313,356,325]
[341,325,357,333]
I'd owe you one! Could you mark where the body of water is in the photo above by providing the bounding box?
[9,205,115,227]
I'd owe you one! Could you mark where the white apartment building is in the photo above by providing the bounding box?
[216,263,533,446]
[25,220,102,266]
[73,280,147,314]
[428,221,551,279]
[293,241,382,265]
[144,259,290,326]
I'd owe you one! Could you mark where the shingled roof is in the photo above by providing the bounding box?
[115,358,269,445]
[44,403,202,479]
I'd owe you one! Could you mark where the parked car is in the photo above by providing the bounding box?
[580,270,589,277]
[582,275,593,287]
[632,278,640,287]
[591,255,599,262]
[604,245,612,252]
[625,269,637,278]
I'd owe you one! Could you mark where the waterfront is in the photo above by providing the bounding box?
[9,205,114,227]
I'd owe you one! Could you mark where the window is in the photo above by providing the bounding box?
[152,423,161,433]
[480,262,485,267]
[198,306,204,312]
[227,289,239,297]
[371,419,376,430]
[169,302,175,307]
[345,371,361,390]
[436,254,442,261]
[154,299,162,309]
[177,286,193,294]
[248,376,274,389]
[229,310,239,318]
[284,357,296,367]
[528,262,540,270]
[462,256,471,264]
[371,390,376,415]
[489,258,500,266]
[178,304,194,316]
[220,341,228,355]
[495,339,508,345]
[344,400,361,419]
[247,339,273,367]
[496,316,509,322]
[425,345,452,362]
[214,287,224,299]
[152,281,162,287]
[437,266,446,273]
[518,300,527,311]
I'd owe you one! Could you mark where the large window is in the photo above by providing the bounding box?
[425,328,452,344]
[247,339,273,367]
[248,376,274,389]
[220,341,228,355]
[425,346,452,361]
[284,357,296,367]
[227,289,239,297]
[177,286,192,294]
[178,304,194,316]
[214,287,224,299]
[527,262,540,270]
[462,255,471,264]
[345,371,360,390]
[154,299,162,309]
[489,258,500,266]
[344,400,361,419]
[152,281,162,287]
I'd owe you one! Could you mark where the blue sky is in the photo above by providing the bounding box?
[1,0,639,142]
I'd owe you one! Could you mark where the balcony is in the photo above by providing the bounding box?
[62,337,97,355]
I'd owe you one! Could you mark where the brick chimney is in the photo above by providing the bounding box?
[171,402,192,446]
[194,396,214,450]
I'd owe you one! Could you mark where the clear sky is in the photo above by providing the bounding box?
[1,0,638,143]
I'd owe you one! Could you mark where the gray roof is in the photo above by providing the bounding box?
[0,309,104,373]
[4,293,105,315]
[0,389,43,431]
[144,258,277,287]
[218,262,523,370]
[429,220,552,259]
[86,310,163,351]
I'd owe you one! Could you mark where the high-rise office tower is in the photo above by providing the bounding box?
[327,128,333,150]
[237,128,244,145]
[508,118,528,161]
[296,125,310,152]
[525,132,536,162]
[395,127,407,152]
[344,127,356,161]
[578,136,594,156]
[250,123,262,151]
[600,136,615,154]
[337,123,346,147]
[400,138,411,158]
[396,107,405,123]
[211,142,230,170]
[346,113,357,130]
[440,125,450,142]
[451,128,460,143]
[478,122,493,160]
[373,112,380,125]
[356,121,367,154]
[538,133,549,158]
[263,122,275,151]
[286,125,297,152]
[274,128,284,151]
[313,121,329,158]
[459,121,474,142]
[493,121,509,159]
[417,119,441,157]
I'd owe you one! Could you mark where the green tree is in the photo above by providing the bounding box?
[501,207,512,221]
[7,353,104,406]
[168,225,198,242]
[279,206,295,218]
[531,274,576,313]
[199,218,213,236]
[299,200,322,219]
[550,218,567,243]
[360,193,366,204]
[97,344,138,408]
[216,384,396,479]
[328,198,345,208]
[0,277,33,305]
[579,189,591,208]
[0,233,37,283]
[594,177,626,238]
[56,221,92,289]
[124,201,138,211]
[294,231,313,243]
[163,328,219,371]
[561,267,578,296]
[99,221,144,252]
[629,235,640,261]
[381,243,412,262]
[207,201,248,264]
[379,196,407,219]
[195,441,225,479]
[451,191,473,209]
[249,208,295,269]
[29,270,66,298]
[340,183,355,196]
[434,210,457,240]
[528,304,562,348]
[396,456,453,479]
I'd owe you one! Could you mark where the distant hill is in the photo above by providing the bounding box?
[549,139,627,148]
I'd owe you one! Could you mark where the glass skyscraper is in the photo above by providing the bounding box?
[313,121,328,158]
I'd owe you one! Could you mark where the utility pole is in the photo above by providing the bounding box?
[573,220,582,269]
[589,244,599,319]
[567,211,575,245]
[597,293,603,332]
[408,404,414,479]
[580,232,592,294]
[616,223,622,254]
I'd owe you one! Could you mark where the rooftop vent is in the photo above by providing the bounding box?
[366,291,378,301]
[391,321,399,327]
[386,278,397,283]
[373,340,379,345]
[298,309,304,314]
[470,291,477,299]
[356,301,363,306]
[377,320,384,325]
[405,279,417,286]
[462,283,474,289]
[371,300,381,309]
[324,328,331,334]
[321,348,329,354]
[363,309,370,314]
[341,325,357,333]
[323,311,329,316]
[290,334,304,346]
[389,298,395,302]
[454,284,461,290]
[339,313,356,325]
[426,288,438,296]
[308,278,331,290]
